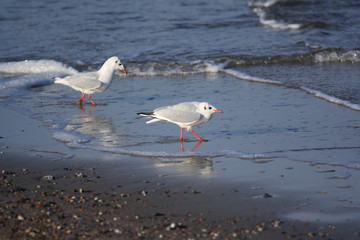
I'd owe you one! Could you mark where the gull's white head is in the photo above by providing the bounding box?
[197,102,223,118]
[106,56,127,74]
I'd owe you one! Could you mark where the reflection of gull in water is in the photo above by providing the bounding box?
[65,106,123,147]
[154,156,214,176]
[154,141,213,176]
[180,141,203,152]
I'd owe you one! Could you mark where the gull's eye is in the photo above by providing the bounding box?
[209,106,212,110]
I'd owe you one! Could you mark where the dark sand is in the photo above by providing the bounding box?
[1,108,359,240]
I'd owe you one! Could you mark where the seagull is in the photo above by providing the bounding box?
[137,102,223,142]
[55,56,127,106]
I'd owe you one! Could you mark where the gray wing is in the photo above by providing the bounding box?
[154,102,198,113]
[56,72,101,90]
[154,108,201,124]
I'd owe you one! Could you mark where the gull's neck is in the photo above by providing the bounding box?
[97,63,115,84]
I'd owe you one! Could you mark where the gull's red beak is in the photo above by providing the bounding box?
[214,109,223,113]
[122,68,128,75]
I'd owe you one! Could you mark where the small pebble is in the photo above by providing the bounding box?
[263,193,273,198]
[43,175,54,180]
[169,223,177,230]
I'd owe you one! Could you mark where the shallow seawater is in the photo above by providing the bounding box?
[1,61,360,224]
[2,70,359,167]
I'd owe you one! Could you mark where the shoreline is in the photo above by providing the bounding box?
[1,107,359,239]
[0,153,352,240]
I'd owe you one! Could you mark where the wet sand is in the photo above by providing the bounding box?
[1,107,360,240]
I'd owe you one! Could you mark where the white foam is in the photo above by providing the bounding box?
[0,59,77,75]
[259,18,302,30]
[248,0,278,8]
[249,0,302,31]
[67,142,272,160]
[301,86,360,111]
[253,8,302,30]
[1,73,57,89]
[128,61,222,77]
[0,60,79,96]
[314,50,360,63]
[222,68,283,85]
[52,130,93,143]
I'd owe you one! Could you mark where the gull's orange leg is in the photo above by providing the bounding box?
[189,128,207,142]
[78,92,85,104]
[88,94,97,106]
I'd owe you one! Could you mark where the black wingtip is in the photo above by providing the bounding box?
[137,112,153,116]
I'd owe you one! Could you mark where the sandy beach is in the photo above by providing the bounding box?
[1,90,360,240]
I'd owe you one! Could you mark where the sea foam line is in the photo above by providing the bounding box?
[249,0,302,30]
[301,86,360,111]
[0,59,77,75]
[127,60,223,77]
[2,59,359,112]
[248,0,278,8]
[67,142,270,160]
[221,68,282,85]
[222,68,360,112]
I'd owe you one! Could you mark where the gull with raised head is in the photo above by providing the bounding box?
[55,56,127,106]
[138,102,223,142]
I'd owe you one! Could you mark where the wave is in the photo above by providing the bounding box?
[0,59,77,75]
[223,68,360,111]
[0,59,78,96]
[2,48,358,79]
[247,0,354,32]
[1,57,359,111]
[66,141,271,160]
[300,87,360,111]
[252,7,302,30]
[314,50,360,63]
[221,49,360,66]
[248,0,278,8]
[127,53,360,111]
[127,60,224,76]
[126,57,359,111]
[221,69,282,85]
[248,0,302,30]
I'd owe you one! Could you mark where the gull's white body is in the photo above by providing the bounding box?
[55,56,127,105]
[55,71,110,95]
[138,102,223,141]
